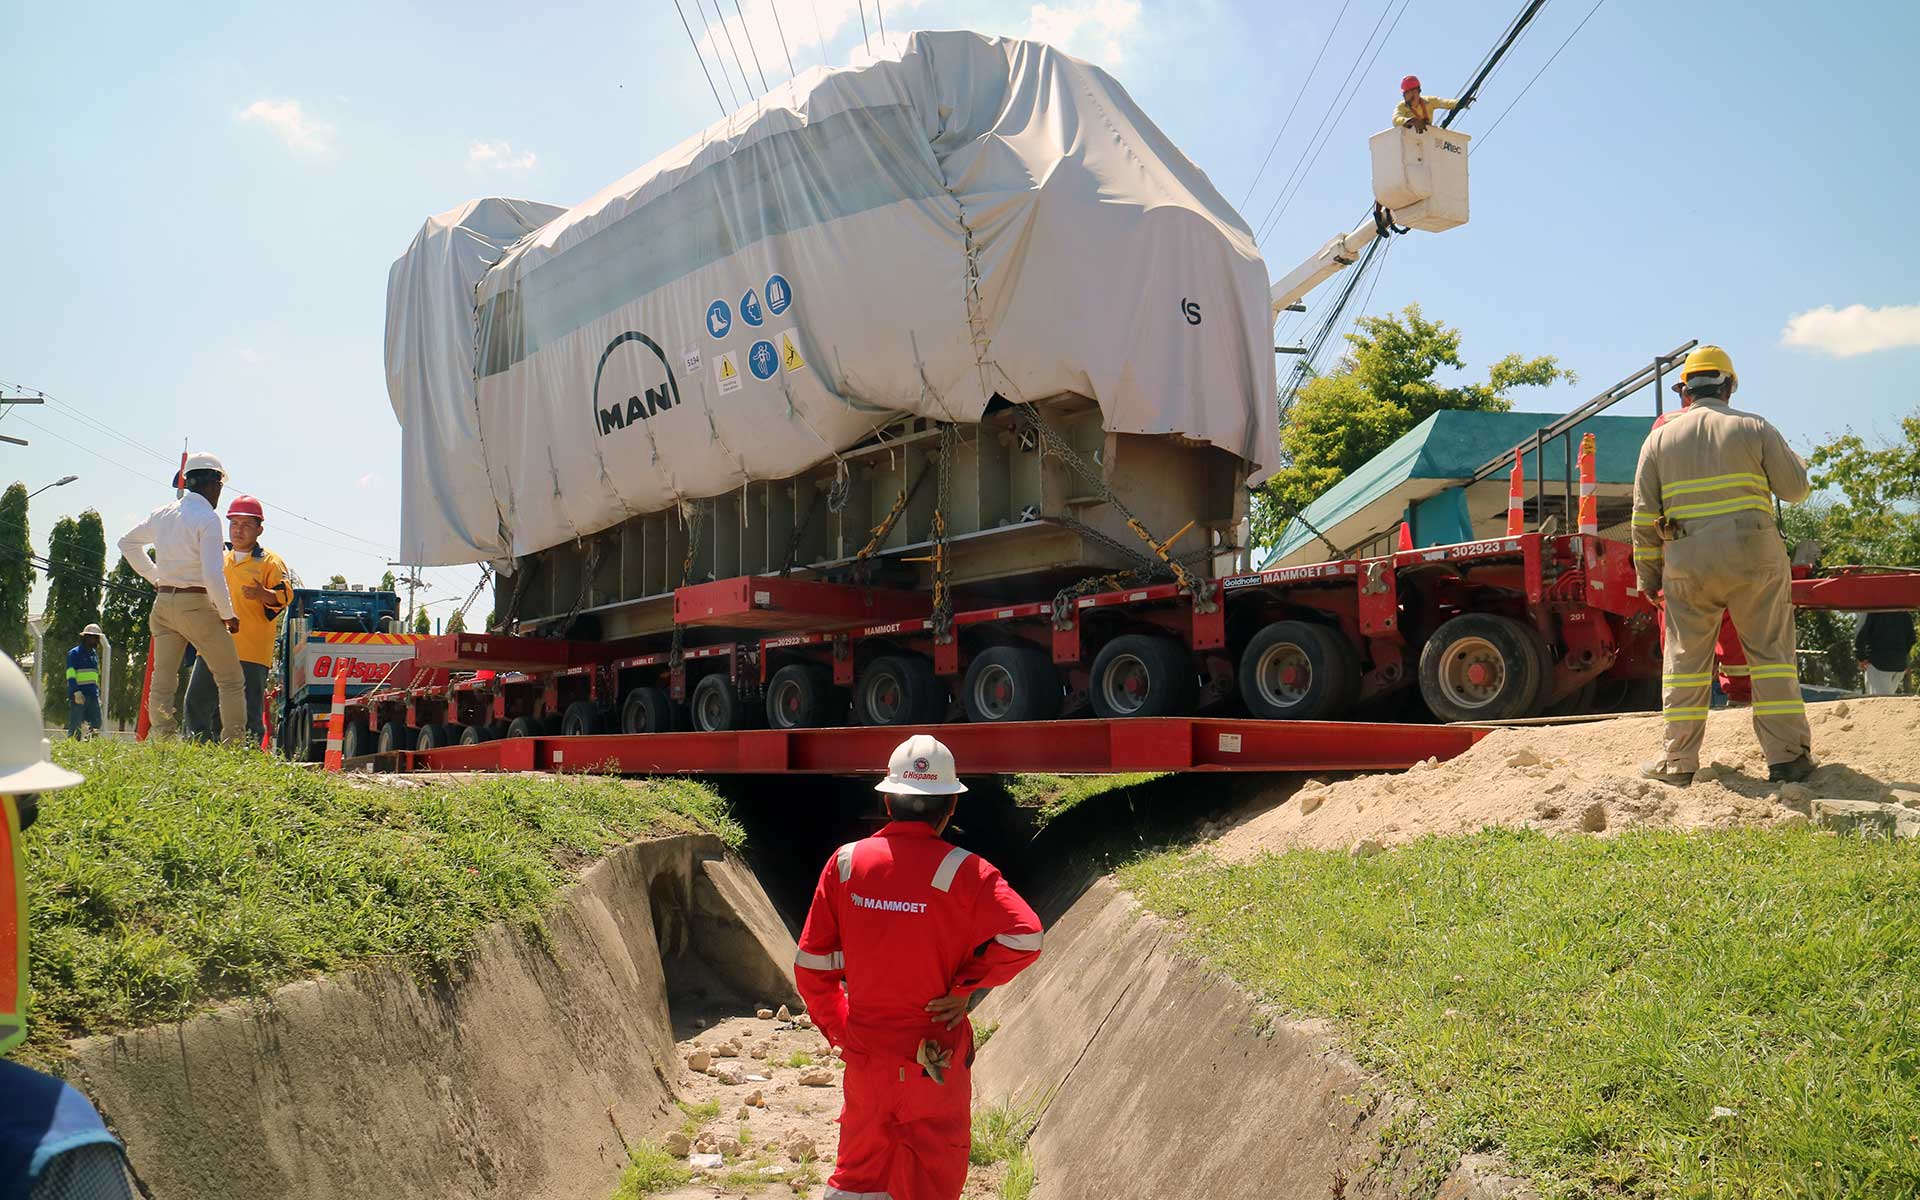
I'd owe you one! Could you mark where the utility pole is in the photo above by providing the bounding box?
[385,560,431,624]
[0,388,49,447]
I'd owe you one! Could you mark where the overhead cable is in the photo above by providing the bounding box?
[672,0,731,115]
[856,1,872,55]
[1240,0,1355,209]
[731,0,772,92]
[695,0,747,104]
[1476,0,1609,145]
[769,0,797,78]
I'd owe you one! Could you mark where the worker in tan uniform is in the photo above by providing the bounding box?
[1632,345,1815,786]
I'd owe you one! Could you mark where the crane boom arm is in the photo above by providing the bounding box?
[1268,214,1381,320]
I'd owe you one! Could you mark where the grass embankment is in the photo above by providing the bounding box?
[1002,772,1166,826]
[16,738,740,1062]
[1123,829,1920,1200]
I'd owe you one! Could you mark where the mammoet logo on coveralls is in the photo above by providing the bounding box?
[851,893,929,913]
[591,331,682,437]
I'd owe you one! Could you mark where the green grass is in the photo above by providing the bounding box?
[1121,828,1920,1200]
[14,738,741,1063]
[999,1149,1036,1200]
[972,1097,1045,1199]
[675,1098,721,1134]
[782,1049,815,1069]
[1003,772,1166,826]
[611,1141,692,1198]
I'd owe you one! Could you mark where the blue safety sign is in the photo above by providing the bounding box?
[765,274,793,316]
[706,299,732,339]
[748,339,778,381]
[740,288,764,327]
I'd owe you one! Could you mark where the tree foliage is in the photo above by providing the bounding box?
[412,608,431,635]
[326,574,349,589]
[42,510,106,717]
[445,609,465,635]
[1785,412,1920,689]
[1253,304,1575,546]
[101,557,154,728]
[379,570,396,593]
[0,484,32,661]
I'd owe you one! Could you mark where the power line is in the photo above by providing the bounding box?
[730,0,772,92]
[693,0,744,106]
[808,0,828,63]
[672,0,731,115]
[874,0,885,41]
[1240,0,1354,209]
[855,1,871,56]
[1476,0,1609,145]
[769,0,797,79]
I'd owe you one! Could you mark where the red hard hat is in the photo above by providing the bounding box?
[227,495,265,522]
[1401,75,1421,92]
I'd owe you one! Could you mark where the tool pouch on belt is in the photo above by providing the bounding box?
[1657,515,1684,541]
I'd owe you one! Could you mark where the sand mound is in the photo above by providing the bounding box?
[1210,697,1920,861]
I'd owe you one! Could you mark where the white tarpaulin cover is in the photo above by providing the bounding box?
[385,30,1276,567]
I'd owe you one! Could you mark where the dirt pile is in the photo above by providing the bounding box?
[1211,697,1920,860]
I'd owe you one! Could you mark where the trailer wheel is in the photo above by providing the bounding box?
[690,673,753,732]
[414,723,461,751]
[458,722,494,746]
[1238,621,1361,720]
[342,719,372,759]
[767,664,845,730]
[376,720,414,755]
[1418,614,1549,723]
[961,646,1060,723]
[1089,635,1197,719]
[290,703,320,762]
[540,714,565,736]
[560,700,604,737]
[505,716,538,739]
[485,720,512,740]
[621,686,678,735]
[854,654,944,727]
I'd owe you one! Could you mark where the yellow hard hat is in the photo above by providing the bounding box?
[1681,344,1737,390]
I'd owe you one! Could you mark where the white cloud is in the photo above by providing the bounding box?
[1780,303,1920,358]
[467,140,538,172]
[236,98,334,156]
[355,473,378,490]
[235,348,261,364]
[1027,0,1142,64]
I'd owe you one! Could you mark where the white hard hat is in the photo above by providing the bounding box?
[81,623,104,638]
[876,733,967,796]
[182,451,226,480]
[0,653,83,795]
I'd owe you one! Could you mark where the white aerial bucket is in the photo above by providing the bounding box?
[1370,125,1470,232]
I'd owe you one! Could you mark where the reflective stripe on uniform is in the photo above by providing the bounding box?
[1719,664,1752,677]
[1746,663,1799,680]
[795,948,844,971]
[931,846,971,893]
[1660,471,1768,499]
[836,844,855,883]
[1631,511,1660,527]
[1664,496,1774,520]
[1662,672,1713,686]
[1752,700,1807,715]
[67,669,99,682]
[1664,706,1711,721]
[994,931,1043,951]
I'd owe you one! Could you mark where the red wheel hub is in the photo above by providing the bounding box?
[1466,662,1492,686]
[1279,665,1305,687]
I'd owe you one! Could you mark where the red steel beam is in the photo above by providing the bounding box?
[405,717,1488,777]
[1792,568,1920,613]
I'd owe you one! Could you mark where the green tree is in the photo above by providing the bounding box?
[0,483,32,661]
[412,608,431,635]
[41,510,106,717]
[326,574,349,589]
[1253,304,1575,545]
[1784,411,1920,689]
[445,609,465,635]
[379,570,397,593]
[100,557,154,729]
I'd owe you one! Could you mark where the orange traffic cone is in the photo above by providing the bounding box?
[1506,447,1526,535]
[322,666,348,772]
[1577,432,1599,535]
[1396,521,1414,552]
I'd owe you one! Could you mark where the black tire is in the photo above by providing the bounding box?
[341,718,372,759]
[961,645,1060,723]
[766,664,846,729]
[376,720,414,754]
[540,714,564,736]
[1237,621,1362,720]
[621,686,678,735]
[689,673,750,732]
[415,722,462,751]
[1088,635,1197,719]
[484,720,512,741]
[290,703,321,762]
[505,715,538,739]
[1544,679,1599,718]
[1417,613,1549,723]
[458,722,493,746]
[854,654,945,727]
[560,700,604,737]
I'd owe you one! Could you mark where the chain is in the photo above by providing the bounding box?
[669,500,706,670]
[779,483,825,578]
[931,421,955,643]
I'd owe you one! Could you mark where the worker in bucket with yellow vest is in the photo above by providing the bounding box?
[1632,345,1816,786]
[794,734,1043,1200]
[0,651,140,1197]
[1393,75,1462,133]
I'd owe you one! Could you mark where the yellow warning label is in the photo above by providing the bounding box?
[719,357,737,380]
[780,330,806,373]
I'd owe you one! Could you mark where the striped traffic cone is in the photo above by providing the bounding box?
[1506,447,1526,535]
[322,666,348,772]
[1577,433,1599,535]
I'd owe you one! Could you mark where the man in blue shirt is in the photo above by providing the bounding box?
[63,626,103,740]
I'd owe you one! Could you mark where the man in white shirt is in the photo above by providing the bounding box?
[117,453,247,744]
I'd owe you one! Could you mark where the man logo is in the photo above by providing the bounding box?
[912,757,930,772]
[591,332,681,437]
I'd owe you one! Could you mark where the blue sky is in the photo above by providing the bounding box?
[3,0,1916,616]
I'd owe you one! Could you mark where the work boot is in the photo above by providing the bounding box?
[1767,755,1816,784]
[1640,760,1694,787]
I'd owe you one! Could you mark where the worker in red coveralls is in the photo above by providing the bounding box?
[1653,382,1751,705]
[794,734,1043,1200]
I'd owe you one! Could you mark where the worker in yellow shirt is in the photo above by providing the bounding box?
[184,495,291,745]
[1393,75,1462,133]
